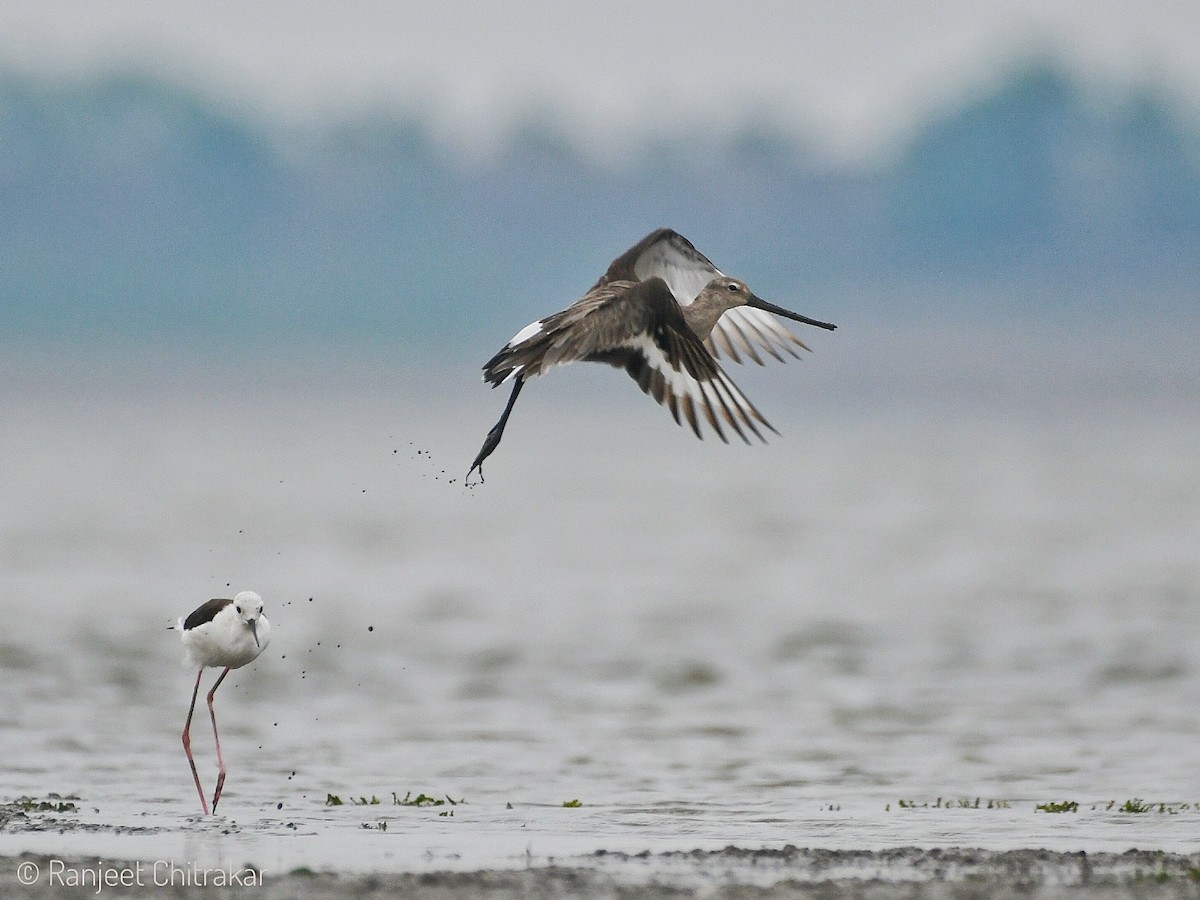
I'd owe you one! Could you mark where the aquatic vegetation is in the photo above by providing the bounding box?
[1103,799,1197,814]
[393,791,463,807]
[15,796,79,813]
[0,795,81,831]
[894,797,1009,810]
[886,797,1200,816]
[562,799,583,808]
[1036,801,1079,813]
[327,790,465,810]
[395,792,441,807]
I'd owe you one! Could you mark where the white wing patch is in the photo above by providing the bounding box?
[632,240,723,305]
[508,319,544,346]
[624,334,777,444]
[707,306,809,365]
[630,233,807,366]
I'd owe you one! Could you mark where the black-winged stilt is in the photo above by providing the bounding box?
[172,590,271,815]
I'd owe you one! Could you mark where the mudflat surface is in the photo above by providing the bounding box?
[3,359,1199,898]
[4,847,1200,899]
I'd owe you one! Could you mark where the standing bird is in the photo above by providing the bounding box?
[467,230,836,481]
[171,590,271,815]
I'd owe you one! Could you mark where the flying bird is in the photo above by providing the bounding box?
[467,229,836,481]
[171,590,271,815]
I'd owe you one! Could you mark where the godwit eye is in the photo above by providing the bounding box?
[236,606,242,614]
[727,283,740,292]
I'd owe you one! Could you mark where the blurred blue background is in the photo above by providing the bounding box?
[2,1,1197,355]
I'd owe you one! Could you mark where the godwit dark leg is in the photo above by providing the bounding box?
[467,378,524,483]
[182,669,210,816]
[206,666,232,813]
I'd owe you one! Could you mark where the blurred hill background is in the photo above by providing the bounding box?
[2,5,1198,356]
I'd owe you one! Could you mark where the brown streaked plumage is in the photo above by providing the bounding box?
[466,232,836,483]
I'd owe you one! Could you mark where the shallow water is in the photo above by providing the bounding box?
[1,332,1198,876]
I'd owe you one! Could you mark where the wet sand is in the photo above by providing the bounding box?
[4,846,1200,899]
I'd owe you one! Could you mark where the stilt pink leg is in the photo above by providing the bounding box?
[182,669,210,816]
[207,667,231,813]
